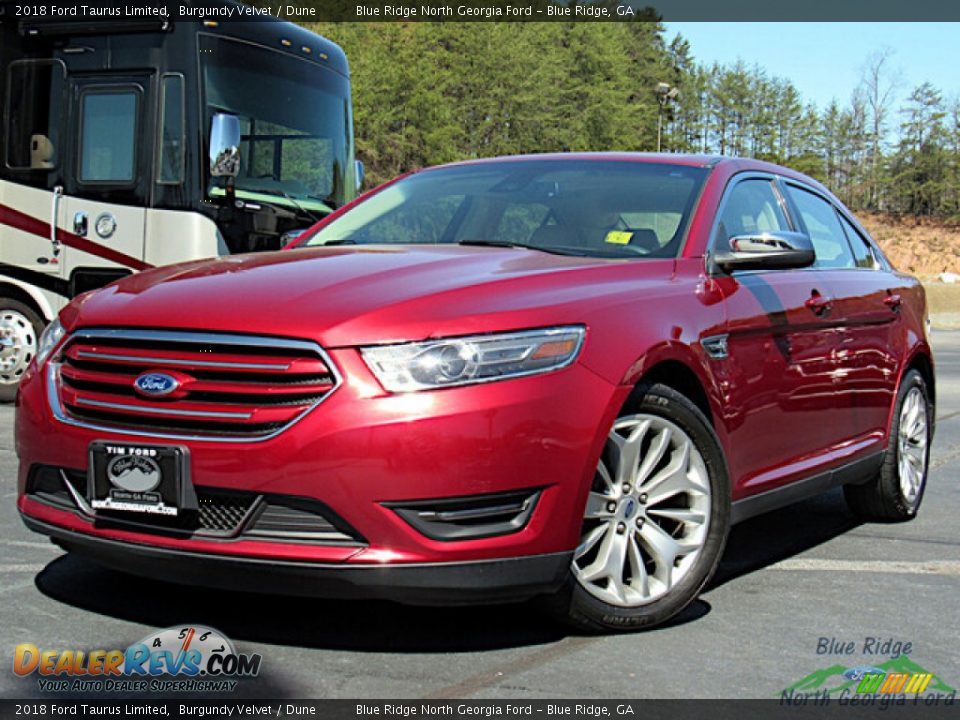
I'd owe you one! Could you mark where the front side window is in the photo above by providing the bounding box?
[715,179,790,244]
[303,161,708,259]
[79,90,139,183]
[786,186,856,270]
[4,60,65,172]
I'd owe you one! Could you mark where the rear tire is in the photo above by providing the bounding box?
[547,383,730,632]
[844,369,931,522]
[0,298,44,403]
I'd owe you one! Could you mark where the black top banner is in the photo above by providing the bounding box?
[1,0,959,23]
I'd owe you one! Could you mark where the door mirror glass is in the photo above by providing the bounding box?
[714,230,815,272]
[209,112,241,178]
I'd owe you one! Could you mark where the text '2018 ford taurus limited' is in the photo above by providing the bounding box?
[16,154,933,631]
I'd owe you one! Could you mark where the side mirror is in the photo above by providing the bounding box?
[355,159,365,192]
[209,113,241,178]
[714,230,815,272]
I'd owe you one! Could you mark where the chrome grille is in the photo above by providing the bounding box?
[50,329,339,440]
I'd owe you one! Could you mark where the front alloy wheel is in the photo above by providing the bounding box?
[550,383,730,632]
[573,415,712,607]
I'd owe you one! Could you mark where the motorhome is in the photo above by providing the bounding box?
[0,2,358,398]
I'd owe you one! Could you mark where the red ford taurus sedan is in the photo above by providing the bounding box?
[16,154,934,631]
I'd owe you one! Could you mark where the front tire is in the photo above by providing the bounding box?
[549,383,730,632]
[844,369,932,522]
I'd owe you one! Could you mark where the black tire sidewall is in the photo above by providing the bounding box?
[560,383,731,632]
[0,298,44,402]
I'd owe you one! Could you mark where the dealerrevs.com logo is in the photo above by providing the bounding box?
[13,625,262,693]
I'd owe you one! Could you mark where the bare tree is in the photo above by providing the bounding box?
[860,47,900,209]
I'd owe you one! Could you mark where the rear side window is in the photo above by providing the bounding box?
[786,186,855,270]
[838,213,879,270]
[79,89,139,183]
[716,179,790,243]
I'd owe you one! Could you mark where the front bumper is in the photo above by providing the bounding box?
[22,515,572,605]
[16,349,627,601]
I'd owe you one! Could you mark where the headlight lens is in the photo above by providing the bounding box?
[361,326,585,393]
[35,318,66,367]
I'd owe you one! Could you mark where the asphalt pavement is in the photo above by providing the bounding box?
[1,332,958,700]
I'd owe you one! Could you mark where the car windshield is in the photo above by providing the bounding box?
[303,160,708,258]
[202,35,354,215]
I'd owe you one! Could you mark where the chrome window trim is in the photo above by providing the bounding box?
[47,328,343,444]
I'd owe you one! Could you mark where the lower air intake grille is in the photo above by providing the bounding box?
[245,497,363,543]
[26,466,364,545]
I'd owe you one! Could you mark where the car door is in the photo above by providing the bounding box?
[833,214,903,442]
[0,59,69,301]
[784,185,901,444]
[712,175,846,496]
[59,74,152,294]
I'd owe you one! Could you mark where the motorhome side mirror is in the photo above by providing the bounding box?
[355,160,365,192]
[209,113,241,178]
[714,230,815,272]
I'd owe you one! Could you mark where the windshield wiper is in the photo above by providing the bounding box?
[318,238,356,246]
[457,239,588,257]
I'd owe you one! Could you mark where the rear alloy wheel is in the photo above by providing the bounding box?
[550,383,730,632]
[845,369,932,521]
[0,300,43,402]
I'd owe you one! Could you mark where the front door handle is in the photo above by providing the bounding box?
[884,293,902,311]
[805,290,833,316]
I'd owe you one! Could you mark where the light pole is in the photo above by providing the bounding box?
[656,82,680,152]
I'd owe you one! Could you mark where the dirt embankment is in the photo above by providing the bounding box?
[860,212,960,278]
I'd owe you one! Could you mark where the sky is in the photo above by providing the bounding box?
[663,23,960,113]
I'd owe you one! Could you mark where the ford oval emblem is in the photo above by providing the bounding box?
[134,372,179,397]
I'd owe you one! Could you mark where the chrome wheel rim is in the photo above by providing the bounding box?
[897,387,928,506]
[573,414,712,607]
[0,311,37,385]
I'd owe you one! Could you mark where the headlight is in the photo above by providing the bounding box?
[35,318,66,367]
[361,326,585,393]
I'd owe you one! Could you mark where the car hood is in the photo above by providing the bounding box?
[65,246,674,347]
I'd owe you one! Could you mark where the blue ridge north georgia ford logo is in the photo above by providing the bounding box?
[133,372,179,397]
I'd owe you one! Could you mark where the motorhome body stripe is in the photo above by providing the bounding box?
[0,202,153,271]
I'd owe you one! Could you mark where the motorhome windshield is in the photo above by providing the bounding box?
[201,35,353,215]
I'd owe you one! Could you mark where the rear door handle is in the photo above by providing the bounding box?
[884,293,902,311]
[805,290,833,316]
